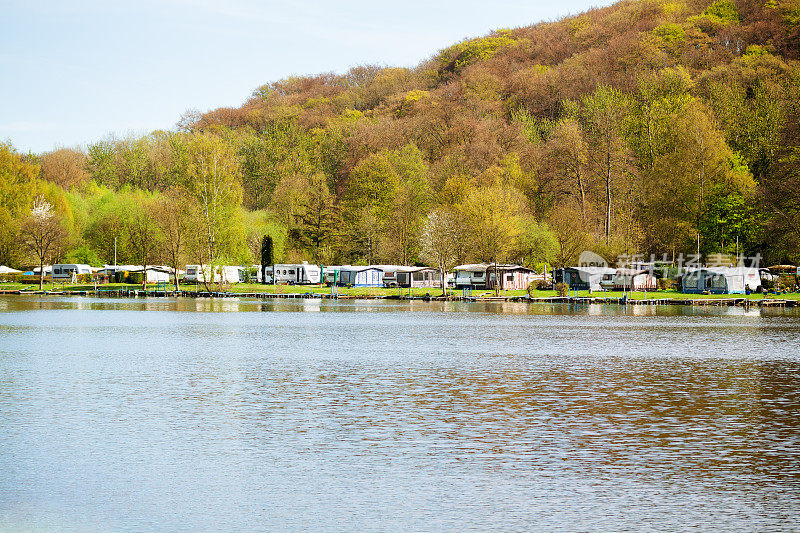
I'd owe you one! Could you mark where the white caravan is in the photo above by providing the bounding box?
[272,263,322,285]
[185,265,245,284]
[52,264,92,281]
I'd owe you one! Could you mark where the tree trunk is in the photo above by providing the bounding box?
[39,259,44,291]
[605,166,612,245]
[577,167,586,230]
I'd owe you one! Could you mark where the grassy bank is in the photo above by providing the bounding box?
[2,281,799,301]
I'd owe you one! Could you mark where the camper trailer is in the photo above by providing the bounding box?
[102,265,172,284]
[52,264,92,282]
[611,268,658,291]
[337,266,384,287]
[184,265,245,284]
[681,266,761,294]
[272,263,321,285]
[382,266,442,288]
[454,264,536,290]
[453,264,490,289]
[323,266,341,286]
[554,266,618,292]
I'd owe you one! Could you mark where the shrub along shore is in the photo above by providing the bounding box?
[0,282,798,306]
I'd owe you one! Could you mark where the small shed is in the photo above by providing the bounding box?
[337,266,384,287]
[555,266,617,292]
[492,265,536,291]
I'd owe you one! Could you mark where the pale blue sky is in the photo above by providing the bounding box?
[1,0,613,154]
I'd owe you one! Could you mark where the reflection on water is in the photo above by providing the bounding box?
[0,295,799,531]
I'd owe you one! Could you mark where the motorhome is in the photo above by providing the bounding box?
[271,263,321,285]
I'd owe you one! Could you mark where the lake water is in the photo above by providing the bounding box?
[1,295,799,531]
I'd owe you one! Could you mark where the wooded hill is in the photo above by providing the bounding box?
[2,0,800,271]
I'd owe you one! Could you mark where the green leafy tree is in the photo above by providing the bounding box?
[0,143,39,266]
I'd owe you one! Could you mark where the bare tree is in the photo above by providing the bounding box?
[128,205,158,291]
[21,196,68,290]
[153,189,191,290]
[420,207,461,294]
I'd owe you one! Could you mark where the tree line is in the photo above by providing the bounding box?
[2,0,800,276]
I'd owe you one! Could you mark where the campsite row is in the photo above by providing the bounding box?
[6,262,795,295]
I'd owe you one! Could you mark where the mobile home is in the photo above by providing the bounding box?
[272,263,321,285]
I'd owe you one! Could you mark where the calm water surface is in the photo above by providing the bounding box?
[1,296,799,531]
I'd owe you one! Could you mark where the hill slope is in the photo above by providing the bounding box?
[4,0,800,270]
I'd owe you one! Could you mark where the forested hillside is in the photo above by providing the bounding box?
[3,0,800,270]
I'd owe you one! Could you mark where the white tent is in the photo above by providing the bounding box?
[0,266,22,274]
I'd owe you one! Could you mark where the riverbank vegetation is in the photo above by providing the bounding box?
[2,0,800,271]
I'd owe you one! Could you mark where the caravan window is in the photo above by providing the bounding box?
[289,269,295,275]
[710,275,726,289]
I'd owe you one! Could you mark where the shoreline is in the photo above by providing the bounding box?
[1,288,797,308]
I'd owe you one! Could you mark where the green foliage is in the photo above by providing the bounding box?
[704,0,740,23]
[688,0,739,29]
[652,23,686,43]
[554,282,570,297]
[65,244,103,267]
[698,186,761,256]
[745,45,770,57]
[438,30,518,73]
